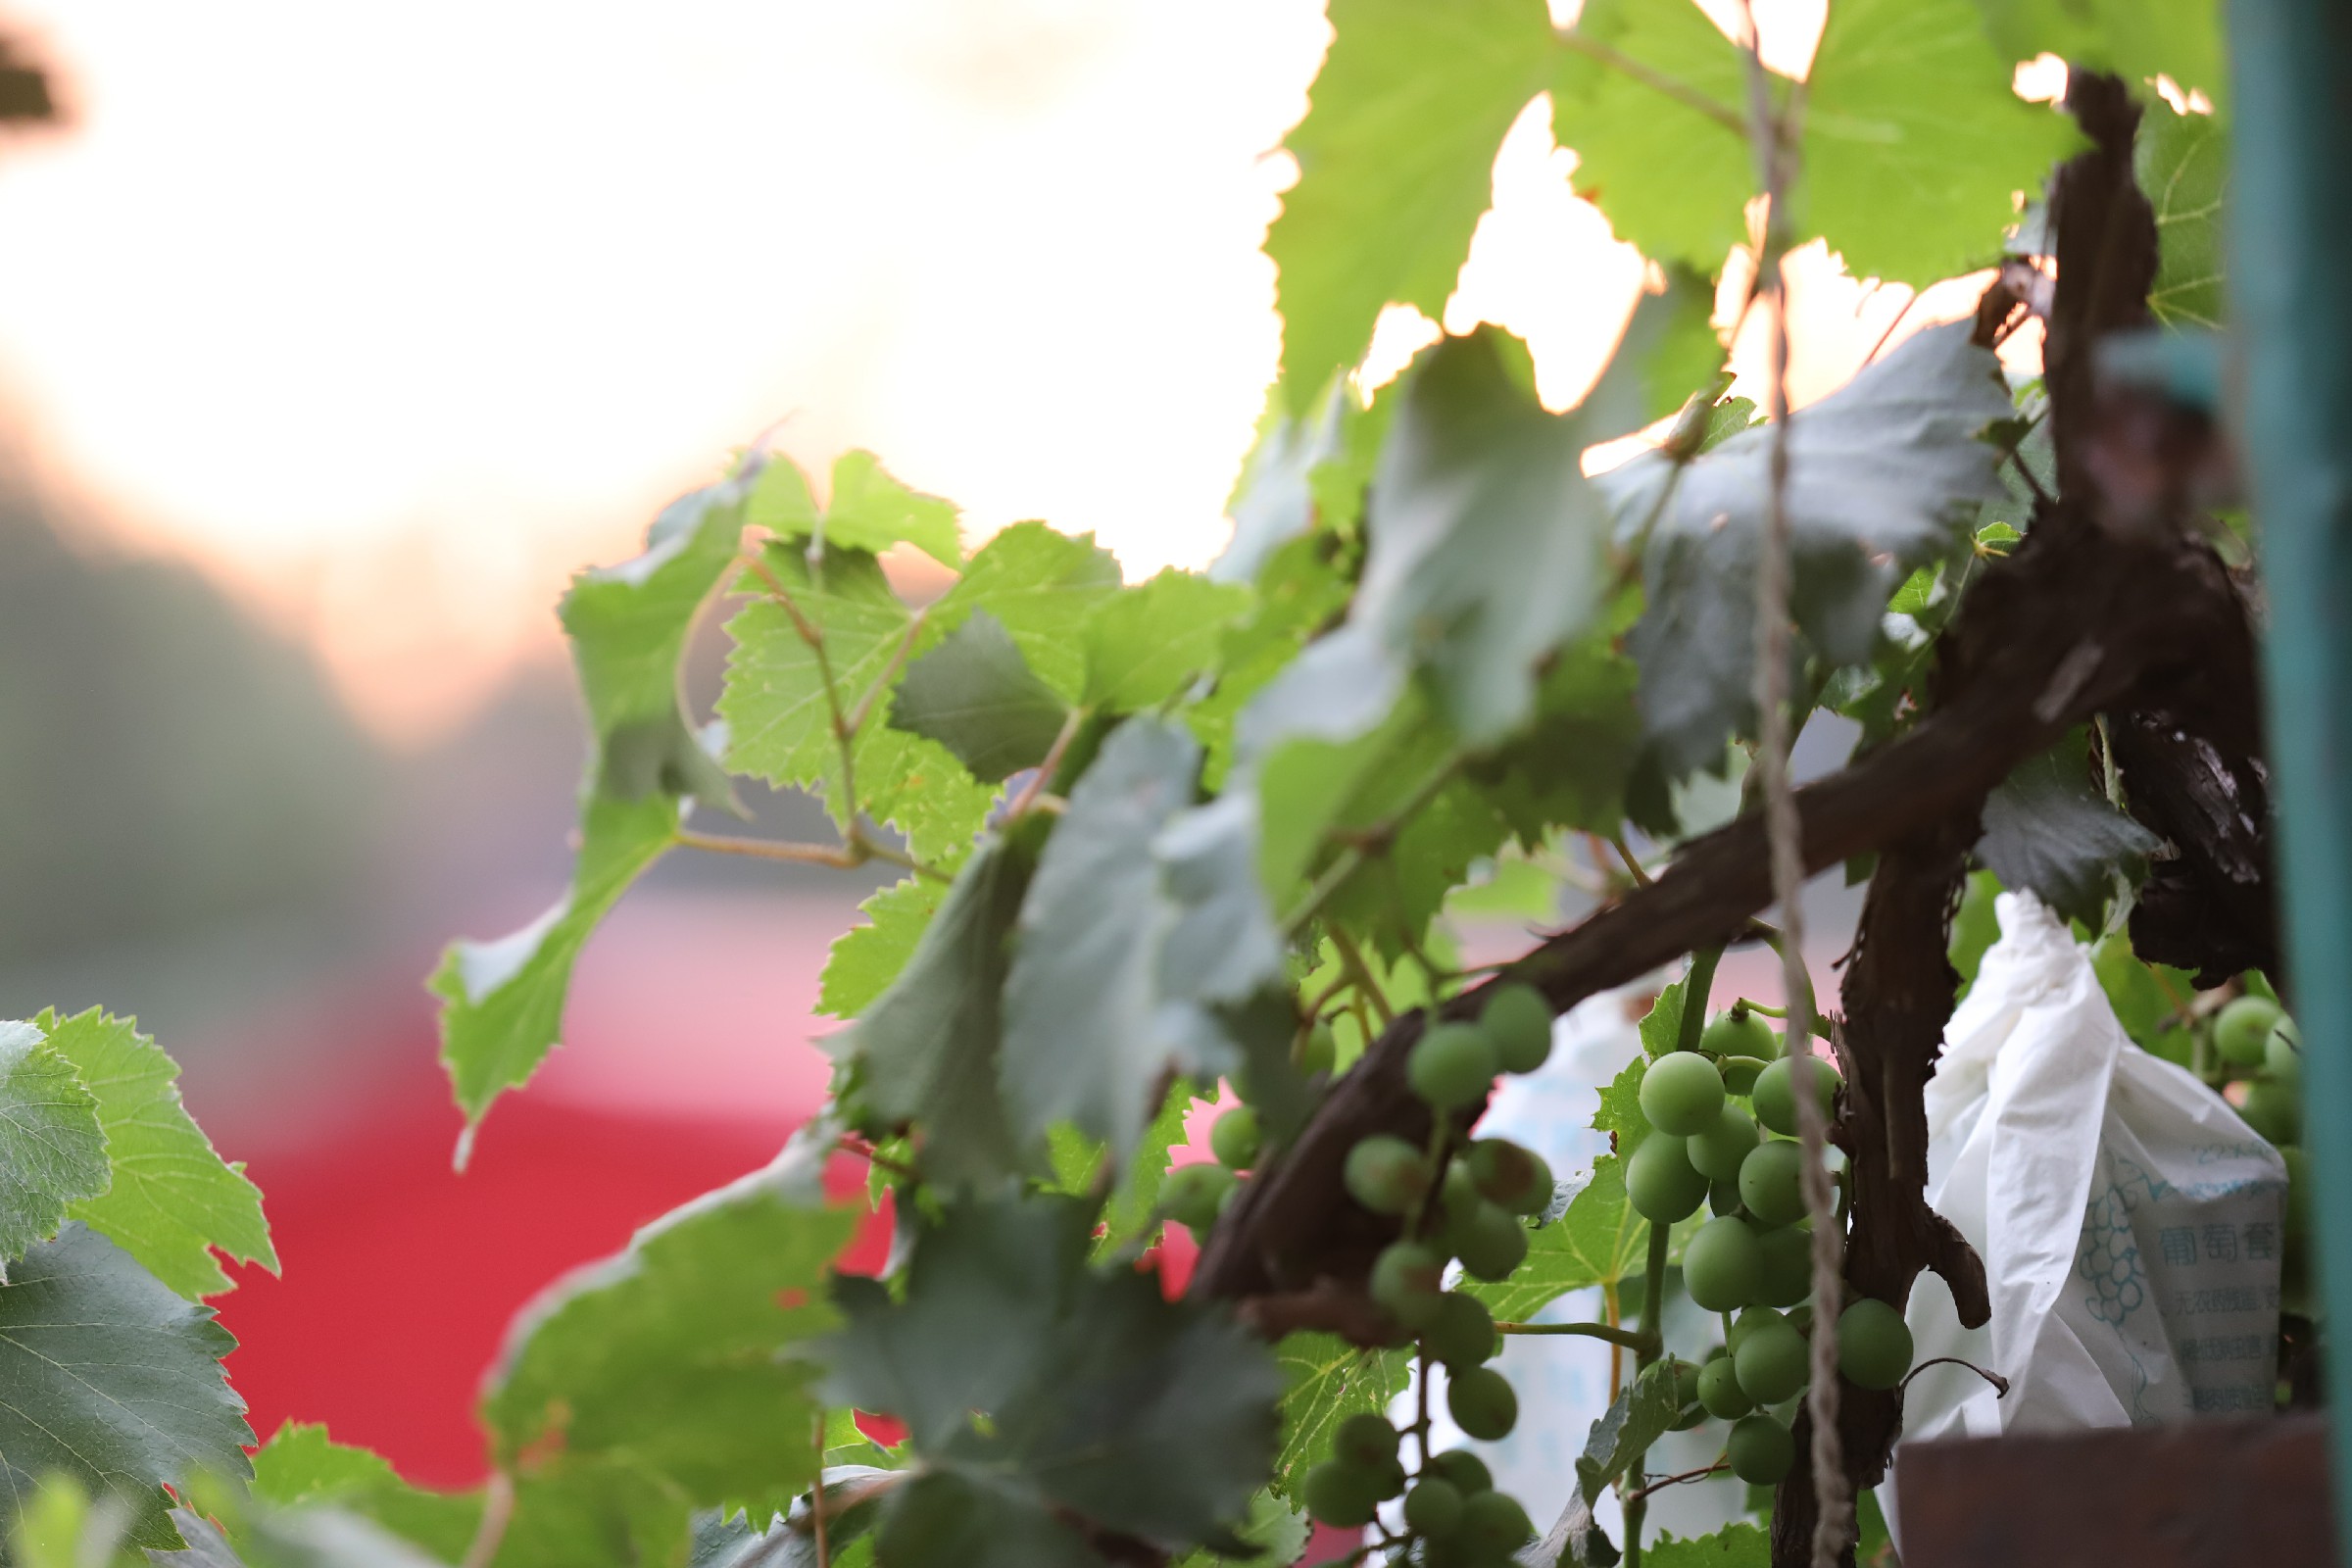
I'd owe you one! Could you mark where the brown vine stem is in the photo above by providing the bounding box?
[461,1471,515,1568]
[1899,1356,2011,1397]
[676,831,867,869]
[1626,1462,1733,1504]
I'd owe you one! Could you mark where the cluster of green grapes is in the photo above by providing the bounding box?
[2209,993,2312,1293]
[1623,1005,1915,1485]
[1156,1024,1343,1240]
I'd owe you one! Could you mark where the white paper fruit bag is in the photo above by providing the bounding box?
[1888,891,2288,1529]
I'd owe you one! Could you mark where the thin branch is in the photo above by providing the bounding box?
[1328,925,1396,1028]
[1496,1320,1657,1351]
[838,1133,918,1181]
[843,607,931,738]
[1626,1462,1733,1504]
[1610,835,1656,889]
[1558,27,1750,137]
[677,830,868,869]
[461,1472,515,1568]
[1900,1356,2011,1396]
[1007,705,1090,819]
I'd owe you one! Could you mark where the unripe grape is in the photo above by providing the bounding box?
[1640,1052,1727,1135]
[1371,1242,1446,1330]
[1298,1021,1338,1077]
[1302,1460,1380,1527]
[1702,1006,1778,1061]
[1756,1223,1814,1308]
[2215,996,2284,1067]
[1210,1105,1261,1170]
[1424,1290,1498,1370]
[1457,1490,1533,1558]
[2268,1018,2303,1090]
[1482,983,1555,1075]
[1410,1023,1499,1111]
[1446,1365,1519,1440]
[1366,1457,1407,1500]
[1672,1358,1703,1406]
[1734,1317,1809,1405]
[1688,1102,1762,1183]
[1627,1134,1710,1224]
[1751,1056,1841,1137]
[1345,1135,1432,1215]
[1728,1306,1785,1351]
[1720,1055,1771,1097]
[1437,1158,1482,1224]
[1683,1215,1766,1311]
[1738,1139,1810,1227]
[1838,1298,1914,1391]
[1709,1176,1744,1217]
[1698,1355,1753,1419]
[1427,1449,1493,1495]
[2242,1076,2301,1146]
[1727,1415,1795,1484]
[1161,1163,1234,1230]
[1404,1477,1465,1540]
[1334,1411,1399,1470]
[1450,1199,1530,1282]
[1467,1139,1553,1215]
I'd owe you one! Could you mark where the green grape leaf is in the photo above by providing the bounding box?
[1051,1079,1203,1255]
[1553,0,1753,270]
[2091,934,2196,1066]
[1608,320,2014,775]
[1467,636,1643,842]
[1802,0,2082,286]
[818,876,945,1020]
[1082,571,1252,712]
[0,1223,251,1548]
[483,1162,858,1528]
[493,1460,688,1568]
[430,792,678,1149]
[1976,740,2159,927]
[154,1504,450,1568]
[36,1008,273,1299]
[1003,719,1282,1161]
[250,1425,480,1562]
[886,612,1070,784]
[1637,982,1688,1065]
[1972,0,2225,114]
[1173,1490,1310,1568]
[1265,0,1555,406]
[1576,1358,1685,1504]
[1215,382,1351,585]
[926,522,1122,704]
[2136,102,2227,330]
[1950,866,2003,991]
[1269,1335,1413,1497]
[1647,1522,1771,1565]
[823,1195,1282,1557]
[0,1020,106,1264]
[1469,1155,1646,1322]
[839,835,1035,1183]
[748,449,962,569]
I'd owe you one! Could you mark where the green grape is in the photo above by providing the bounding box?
[1161,1163,1235,1230]
[1698,1355,1753,1419]
[2268,1018,2303,1090]
[1708,1176,1744,1217]
[1210,1105,1262,1170]
[1334,1411,1399,1470]
[1404,1477,1465,1539]
[1640,1052,1727,1135]
[1410,1022,1500,1110]
[1438,1158,1482,1222]
[1298,1021,1338,1077]
[1482,983,1555,1075]
[1738,1139,1810,1227]
[1367,1456,1407,1500]
[1688,1101,1762,1182]
[1446,1365,1519,1440]
[1720,1055,1771,1097]
[1838,1298,1914,1391]
[1424,1290,1498,1369]
[1302,1460,1381,1528]
[1467,1138,1553,1214]
[1734,1316,1809,1404]
[1756,1223,1814,1308]
[1345,1135,1432,1215]
[1427,1449,1494,1495]
[1458,1490,1534,1559]
[1450,1198,1530,1282]
[1727,1306,1783,1353]
[1727,1414,1795,1484]
[1751,1056,1841,1137]
[2215,995,2284,1067]
[1371,1242,1446,1329]
[1627,1134,1710,1223]
[2242,1076,2301,1146]
[1683,1214,1766,1310]
[1702,1006,1778,1061]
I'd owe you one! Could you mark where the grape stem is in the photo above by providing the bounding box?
[1625,1461,1732,1504]
[460,1472,515,1568]
[1899,1356,2011,1396]
[1494,1320,1656,1352]
[1621,1217,1673,1568]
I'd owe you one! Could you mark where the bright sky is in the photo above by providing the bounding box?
[0,0,2024,740]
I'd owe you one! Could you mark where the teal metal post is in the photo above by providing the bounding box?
[2230,0,2352,1544]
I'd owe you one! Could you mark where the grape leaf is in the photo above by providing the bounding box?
[2091,933,2196,1067]
[1637,981,1688,1064]
[1950,866,2003,990]
[483,1162,858,1530]
[153,1504,448,1568]
[1976,740,2159,926]
[748,449,961,569]
[0,1020,105,1264]
[2136,101,2227,330]
[1972,0,2225,114]
[1082,571,1251,712]
[496,1461,687,1568]
[822,1195,1281,1557]
[0,1223,251,1547]
[250,1425,479,1563]
[818,876,945,1020]
[1803,0,2082,286]
[1002,720,1282,1161]
[1265,0,1555,406]
[1596,1055,1654,1160]
[839,835,1035,1183]
[1466,635,1643,842]
[1270,1335,1412,1497]
[1576,1358,1684,1503]
[1214,382,1351,584]
[1468,1156,1646,1321]
[1172,1490,1310,1568]
[1647,1522,1771,1565]
[36,1008,273,1299]
[886,612,1070,784]
[1048,1078,1202,1254]
[925,522,1122,704]
[1608,320,2014,775]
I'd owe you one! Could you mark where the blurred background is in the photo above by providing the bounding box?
[0,0,2003,1498]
